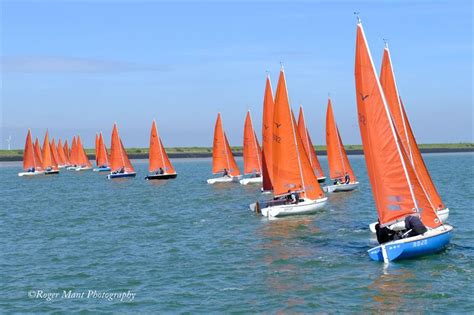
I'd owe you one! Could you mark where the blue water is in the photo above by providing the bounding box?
[1,153,473,313]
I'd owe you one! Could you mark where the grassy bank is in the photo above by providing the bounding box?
[1,143,472,158]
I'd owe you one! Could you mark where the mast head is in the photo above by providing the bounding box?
[354,12,361,24]
[279,61,284,71]
[383,38,389,49]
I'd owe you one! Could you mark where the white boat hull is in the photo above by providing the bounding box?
[75,166,92,171]
[207,175,242,184]
[239,176,263,185]
[323,182,359,193]
[369,208,450,233]
[18,171,44,177]
[254,197,328,218]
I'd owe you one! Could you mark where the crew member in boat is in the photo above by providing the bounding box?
[223,168,229,177]
[155,167,164,175]
[375,215,427,244]
[344,172,350,184]
[28,167,35,173]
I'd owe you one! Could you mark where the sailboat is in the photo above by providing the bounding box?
[324,98,359,193]
[63,140,70,162]
[250,69,327,218]
[74,136,93,171]
[66,136,79,170]
[42,130,59,175]
[297,105,326,183]
[107,123,136,179]
[207,113,242,184]
[93,132,111,172]
[261,75,275,193]
[34,137,43,166]
[354,20,452,262]
[50,138,65,168]
[368,43,449,232]
[18,129,44,176]
[145,120,177,180]
[240,111,263,185]
[57,139,71,167]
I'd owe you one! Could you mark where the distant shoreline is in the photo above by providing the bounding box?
[1,146,472,162]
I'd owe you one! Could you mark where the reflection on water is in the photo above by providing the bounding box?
[259,217,320,310]
[366,265,417,313]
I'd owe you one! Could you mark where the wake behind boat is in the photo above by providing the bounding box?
[145,120,177,180]
[240,111,263,185]
[252,68,327,218]
[107,123,136,179]
[354,19,452,262]
[207,113,242,184]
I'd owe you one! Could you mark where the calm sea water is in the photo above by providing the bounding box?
[1,153,473,313]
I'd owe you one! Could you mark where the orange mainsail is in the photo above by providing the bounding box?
[95,133,100,166]
[243,111,262,175]
[325,98,356,182]
[110,123,135,173]
[22,129,39,171]
[212,113,240,176]
[261,75,275,190]
[57,139,70,165]
[354,21,440,228]
[50,138,63,166]
[69,136,78,165]
[297,106,325,179]
[272,69,324,200]
[42,131,58,170]
[380,46,445,211]
[148,120,175,174]
[64,140,70,160]
[96,132,109,167]
[76,136,92,167]
[34,137,43,166]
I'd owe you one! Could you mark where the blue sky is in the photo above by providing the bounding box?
[1,0,472,149]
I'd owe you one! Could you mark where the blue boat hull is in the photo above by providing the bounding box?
[368,225,453,262]
[107,172,136,179]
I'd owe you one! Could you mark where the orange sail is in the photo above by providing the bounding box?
[96,132,109,167]
[57,139,70,165]
[76,136,92,167]
[95,133,100,165]
[64,140,70,160]
[297,106,325,179]
[110,123,135,173]
[34,137,43,166]
[50,138,63,166]
[242,111,262,175]
[148,120,175,174]
[261,75,275,190]
[272,69,324,200]
[69,136,78,165]
[325,98,356,182]
[212,113,240,176]
[354,21,440,228]
[22,129,39,171]
[42,131,58,170]
[380,46,445,211]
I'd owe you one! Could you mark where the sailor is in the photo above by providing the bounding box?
[403,215,427,238]
[344,172,350,184]
[28,167,35,172]
[223,168,229,177]
[156,167,164,175]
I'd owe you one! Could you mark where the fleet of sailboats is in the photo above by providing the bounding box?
[15,18,454,262]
